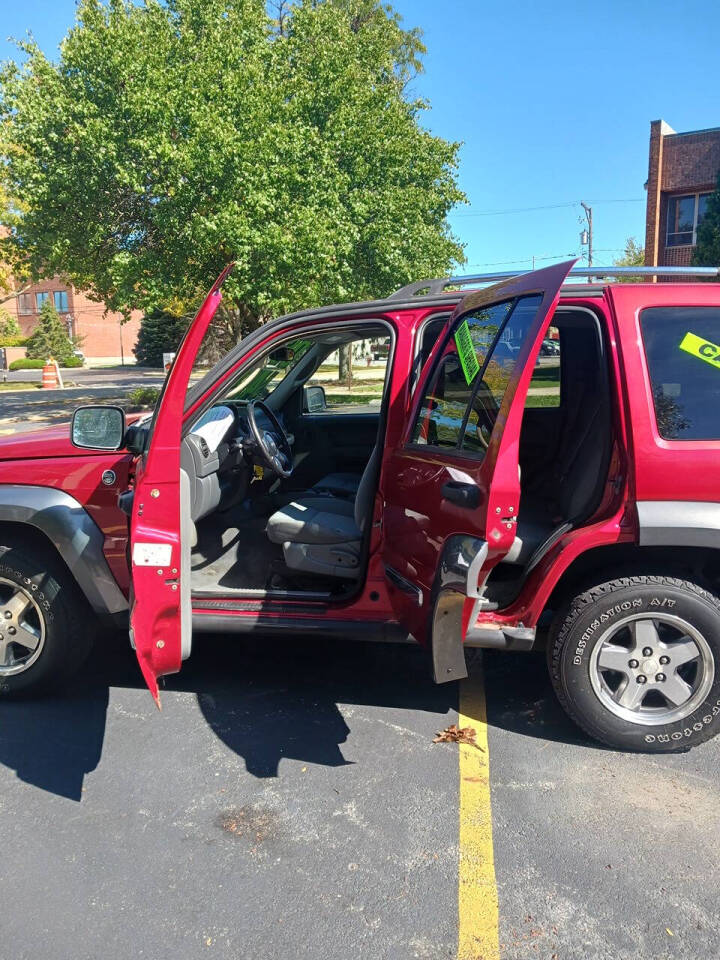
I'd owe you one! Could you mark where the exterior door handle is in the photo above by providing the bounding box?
[441,481,479,509]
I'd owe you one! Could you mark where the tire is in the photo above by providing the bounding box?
[548,575,720,752]
[0,542,93,697]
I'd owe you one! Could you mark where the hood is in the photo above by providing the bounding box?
[0,421,96,461]
[0,412,147,461]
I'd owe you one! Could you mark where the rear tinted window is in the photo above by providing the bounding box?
[640,307,720,440]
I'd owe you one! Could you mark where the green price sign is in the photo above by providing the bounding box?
[454,319,480,385]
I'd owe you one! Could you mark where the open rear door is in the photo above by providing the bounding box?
[381,260,575,681]
[129,265,234,705]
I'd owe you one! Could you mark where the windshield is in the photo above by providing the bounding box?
[223,337,316,402]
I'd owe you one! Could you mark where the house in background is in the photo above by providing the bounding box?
[4,276,141,362]
[645,120,720,273]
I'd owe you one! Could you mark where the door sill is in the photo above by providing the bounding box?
[191,607,413,643]
[191,586,334,602]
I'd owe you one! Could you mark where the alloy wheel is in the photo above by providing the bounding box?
[0,577,46,676]
[589,612,714,726]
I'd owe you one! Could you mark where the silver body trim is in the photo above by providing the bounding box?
[637,500,720,549]
[0,485,128,616]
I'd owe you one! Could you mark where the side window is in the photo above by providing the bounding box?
[305,334,390,415]
[459,295,543,452]
[412,300,514,448]
[412,294,545,454]
[525,325,561,409]
[640,306,720,440]
[413,352,475,447]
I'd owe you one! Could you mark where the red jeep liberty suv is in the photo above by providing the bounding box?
[2,259,720,753]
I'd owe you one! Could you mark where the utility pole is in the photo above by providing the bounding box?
[581,202,593,281]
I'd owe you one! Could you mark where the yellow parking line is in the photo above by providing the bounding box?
[458,660,500,960]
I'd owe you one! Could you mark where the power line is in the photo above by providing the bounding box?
[463,252,580,269]
[451,197,646,218]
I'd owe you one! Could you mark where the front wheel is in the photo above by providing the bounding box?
[548,576,720,752]
[0,543,93,697]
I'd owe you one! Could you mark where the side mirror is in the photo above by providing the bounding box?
[303,384,327,413]
[71,405,126,451]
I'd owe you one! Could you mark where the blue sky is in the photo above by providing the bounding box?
[2,0,719,274]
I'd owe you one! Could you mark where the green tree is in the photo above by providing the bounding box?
[25,299,75,361]
[134,309,190,367]
[0,308,20,342]
[0,0,465,323]
[693,171,720,267]
[612,237,645,281]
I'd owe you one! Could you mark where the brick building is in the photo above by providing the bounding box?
[4,276,141,362]
[645,119,720,271]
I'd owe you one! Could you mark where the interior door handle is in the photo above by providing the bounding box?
[441,481,479,509]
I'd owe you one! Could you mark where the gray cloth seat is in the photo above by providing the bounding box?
[266,447,380,579]
[503,321,610,567]
[311,472,361,498]
[267,497,359,545]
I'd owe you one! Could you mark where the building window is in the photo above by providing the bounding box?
[53,290,69,312]
[17,293,33,314]
[36,291,50,310]
[666,192,712,247]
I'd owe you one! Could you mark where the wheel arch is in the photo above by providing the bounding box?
[0,486,128,620]
[547,542,720,614]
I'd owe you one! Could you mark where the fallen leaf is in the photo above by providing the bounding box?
[432,724,481,747]
[666,929,674,937]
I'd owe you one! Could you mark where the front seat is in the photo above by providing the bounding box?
[310,471,361,499]
[266,447,380,579]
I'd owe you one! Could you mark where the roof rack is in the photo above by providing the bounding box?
[390,265,720,299]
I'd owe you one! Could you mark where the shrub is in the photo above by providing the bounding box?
[0,336,28,348]
[25,300,76,362]
[9,358,44,370]
[127,386,160,408]
[9,356,83,370]
[134,309,189,367]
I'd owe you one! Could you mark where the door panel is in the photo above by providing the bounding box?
[129,265,234,704]
[381,260,576,670]
[291,412,379,489]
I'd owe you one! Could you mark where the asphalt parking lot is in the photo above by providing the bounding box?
[2,632,719,960]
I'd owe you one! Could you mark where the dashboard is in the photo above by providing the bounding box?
[180,402,285,523]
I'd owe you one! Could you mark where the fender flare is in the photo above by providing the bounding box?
[0,485,128,617]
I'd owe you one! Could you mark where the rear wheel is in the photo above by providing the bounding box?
[548,576,720,752]
[0,543,93,697]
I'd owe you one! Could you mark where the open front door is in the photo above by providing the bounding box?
[129,265,234,705]
[382,260,575,681]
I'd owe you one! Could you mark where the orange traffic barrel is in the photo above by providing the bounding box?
[41,360,59,389]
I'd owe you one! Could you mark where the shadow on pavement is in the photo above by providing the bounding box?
[480,648,597,749]
[0,634,597,802]
[0,632,458,801]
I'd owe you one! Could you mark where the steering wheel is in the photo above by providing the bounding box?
[246,400,294,479]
